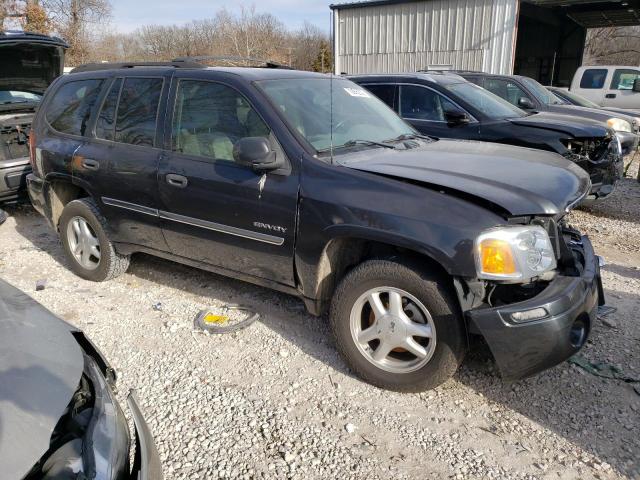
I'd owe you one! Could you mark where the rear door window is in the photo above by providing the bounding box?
[363,84,397,111]
[115,78,163,147]
[95,78,122,141]
[610,69,640,90]
[399,85,457,121]
[580,69,608,89]
[46,79,104,136]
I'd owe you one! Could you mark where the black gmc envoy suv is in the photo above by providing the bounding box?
[27,63,605,391]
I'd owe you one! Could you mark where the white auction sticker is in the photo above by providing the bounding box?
[344,87,371,98]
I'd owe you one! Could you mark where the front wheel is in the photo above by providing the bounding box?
[330,259,466,392]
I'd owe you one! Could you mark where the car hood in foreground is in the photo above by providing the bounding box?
[0,279,83,479]
[338,139,591,216]
[508,111,612,138]
[0,34,67,94]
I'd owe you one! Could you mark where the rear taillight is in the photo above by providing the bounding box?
[28,130,36,171]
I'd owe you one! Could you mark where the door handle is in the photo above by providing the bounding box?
[605,93,617,99]
[166,173,188,188]
[82,159,99,171]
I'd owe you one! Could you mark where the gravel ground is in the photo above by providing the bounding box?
[1,162,639,480]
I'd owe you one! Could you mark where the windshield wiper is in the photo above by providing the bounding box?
[386,133,433,142]
[321,139,396,152]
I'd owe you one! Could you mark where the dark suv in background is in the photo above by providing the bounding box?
[0,31,67,205]
[28,63,605,392]
[458,71,639,155]
[350,72,623,201]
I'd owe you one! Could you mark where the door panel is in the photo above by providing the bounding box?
[75,76,168,250]
[603,68,640,108]
[158,78,298,285]
[75,141,167,250]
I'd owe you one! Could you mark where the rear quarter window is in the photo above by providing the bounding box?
[45,79,104,136]
[579,69,608,89]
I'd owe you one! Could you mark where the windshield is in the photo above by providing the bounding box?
[551,88,600,108]
[519,77,564,106]
[257,78,416,153]
[444,82,526,120]
[0,90,42,104]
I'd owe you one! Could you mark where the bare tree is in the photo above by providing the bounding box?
[584,26,640,65]
[214,6,288,64]
[80,5,329,72]
[291,21,328,71]
[42,0,111,65]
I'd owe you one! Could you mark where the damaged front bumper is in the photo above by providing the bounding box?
[467,235,603,381]
[80,335,163,480]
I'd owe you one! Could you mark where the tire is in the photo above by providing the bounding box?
[58,198,130,282]
[330,259,466,392]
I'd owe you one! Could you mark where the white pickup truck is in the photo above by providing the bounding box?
[570,66,640,110]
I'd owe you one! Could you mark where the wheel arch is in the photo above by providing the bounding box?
[44,174,93,230]
[302,227,455,316]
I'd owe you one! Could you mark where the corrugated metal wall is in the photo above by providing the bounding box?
[333,0,519,75]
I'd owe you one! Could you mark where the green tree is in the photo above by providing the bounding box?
[312,40,332,73]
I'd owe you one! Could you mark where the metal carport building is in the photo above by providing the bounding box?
[331,0,640,86]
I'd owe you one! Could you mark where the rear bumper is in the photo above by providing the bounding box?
[26,173,46,217]
[0,156,30,204]
[468,235,602,381]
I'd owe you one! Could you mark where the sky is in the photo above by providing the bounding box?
[109,0,334,33]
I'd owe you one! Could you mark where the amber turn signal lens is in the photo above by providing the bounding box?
[479,239,516,275]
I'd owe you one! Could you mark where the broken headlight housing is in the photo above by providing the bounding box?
[475,226,557,282]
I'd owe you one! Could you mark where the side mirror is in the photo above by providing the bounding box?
[633,78,640,92]
[518,97,535,109]
[444,109,470,127]
[233,137,282,172]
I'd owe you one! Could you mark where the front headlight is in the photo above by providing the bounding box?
[475,226,557,281]
[607,117,632,132]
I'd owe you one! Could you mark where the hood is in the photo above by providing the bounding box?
[338,139,591,216]
[603,106,640,119]
[509,111,612,138]
[0,279,83,479]
[546,104,638,126]
[0,32,67,95]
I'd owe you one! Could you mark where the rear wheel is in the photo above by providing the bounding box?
[59,198,130,282]
[330,259,466,392]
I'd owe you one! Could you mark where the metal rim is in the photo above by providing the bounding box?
[66,216,101,270]
[349,287,437,374]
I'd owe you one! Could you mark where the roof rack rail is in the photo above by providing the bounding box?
[172,55,292,69]
[418,68,483,74]
[70,56,292,74]
[70,60,204,74]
